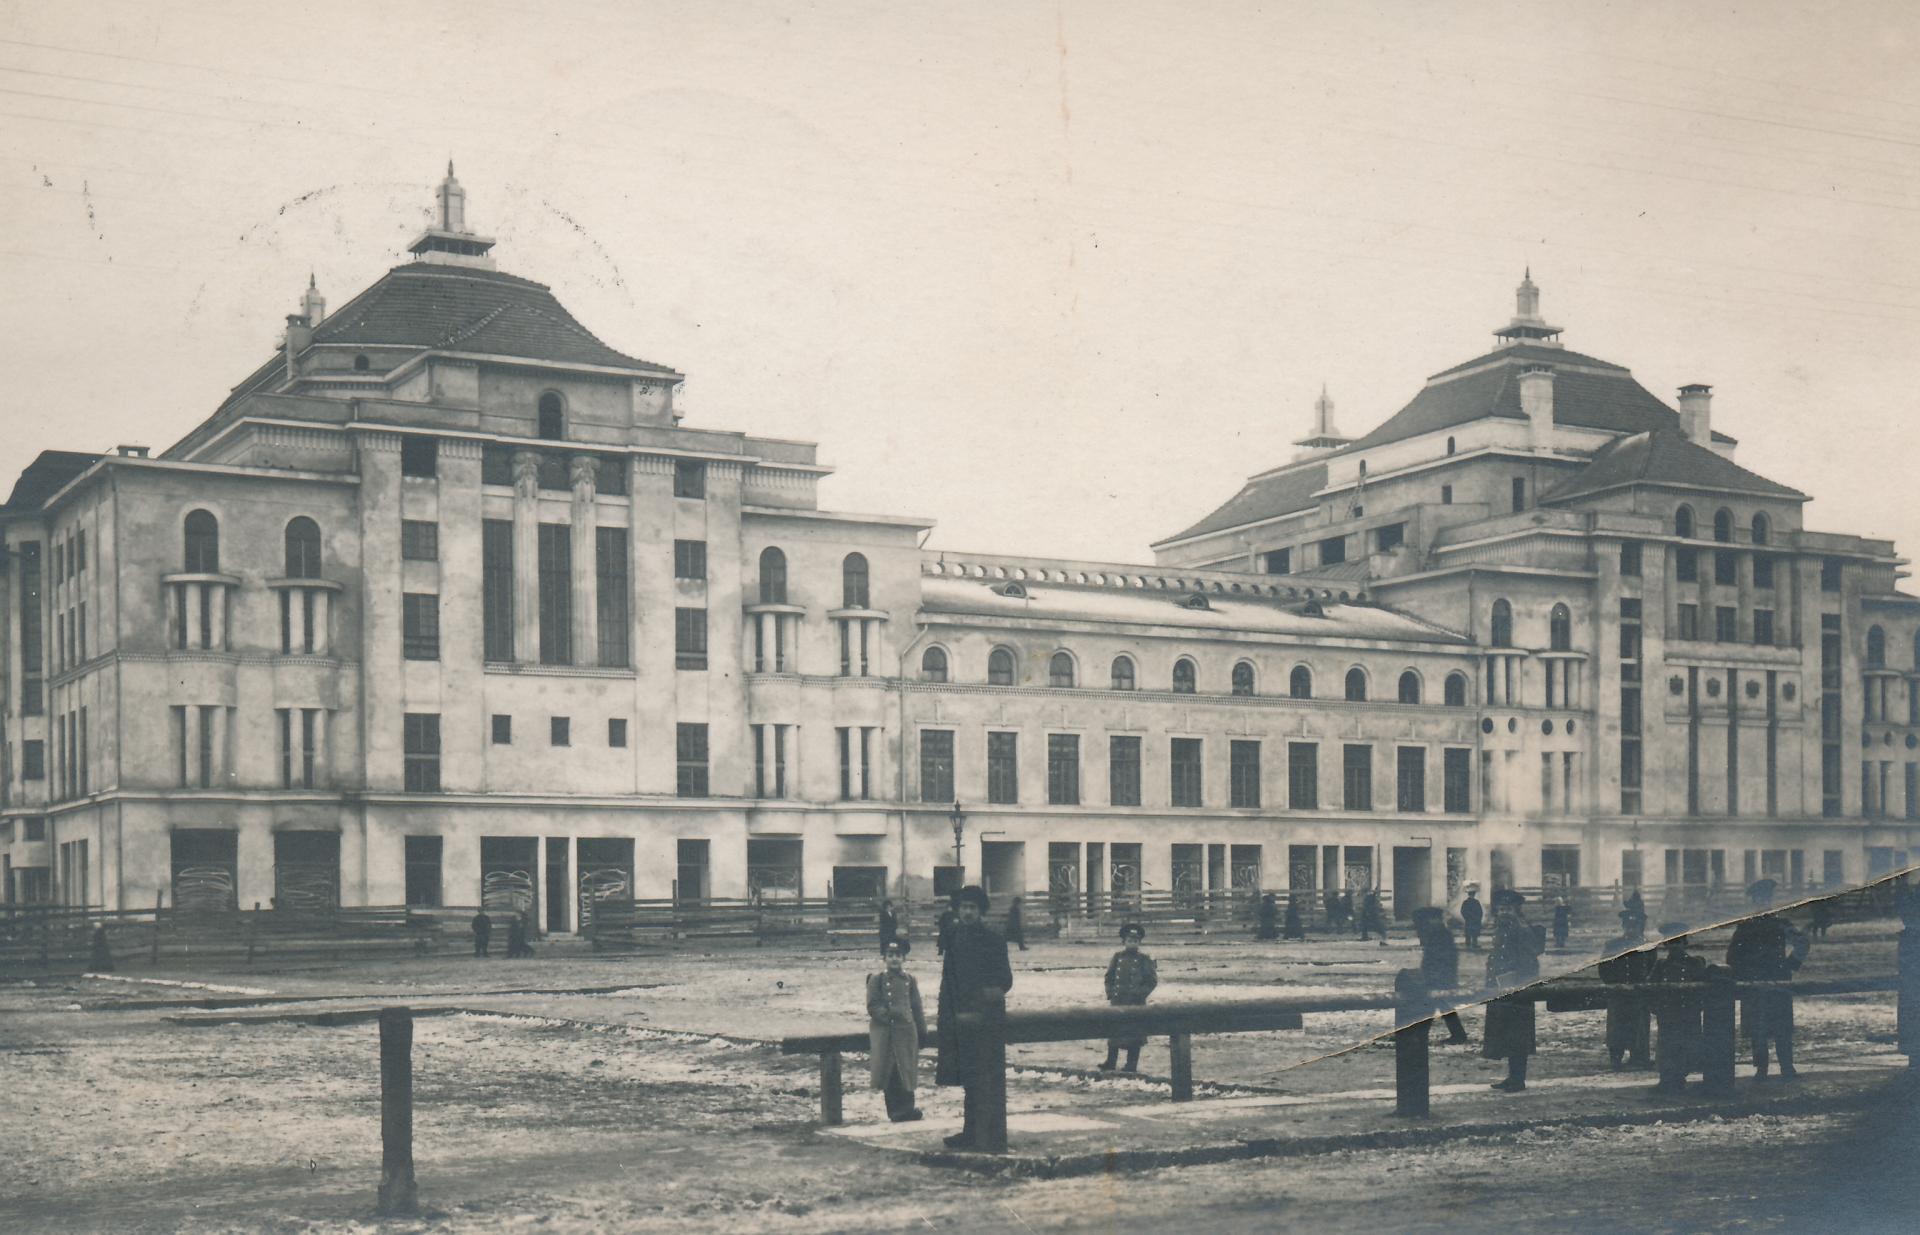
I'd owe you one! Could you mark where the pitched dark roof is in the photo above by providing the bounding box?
[1159,460,1328,545]
[223,262,675,408]
[3,450,102,513]
[1540,429,1805,504]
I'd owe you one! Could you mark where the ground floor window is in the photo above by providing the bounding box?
[274,831,340,911]
[676,839,710,903]
[747,838,802,902]
[170,828,237,912]
[404,836,442,908]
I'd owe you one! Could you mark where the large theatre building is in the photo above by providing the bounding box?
[2,173,1915,926]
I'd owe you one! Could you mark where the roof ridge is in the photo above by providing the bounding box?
[438,303,508,349]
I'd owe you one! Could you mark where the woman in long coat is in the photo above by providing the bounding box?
[1482,890,1543,1091]
[867,937,927,1121]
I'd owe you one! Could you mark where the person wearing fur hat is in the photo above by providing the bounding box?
[868,934,928,1122]
[1482,889,1543,1091]
[1100,923,1159,1072]
[934,884,1013,1149]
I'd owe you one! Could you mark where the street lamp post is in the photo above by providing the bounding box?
[949,800,966,882]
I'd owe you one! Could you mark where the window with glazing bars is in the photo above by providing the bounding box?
[1443,748,1471,812]
[675,723,709,797]
[596,527,630,667]
[402,593,440,660]
[481,520,513,661]
[401,520,439,561]
[1171,738,1203,807]
[1229,740,1261,808]
[1109,735,1141,806]
[1289,742,1318,809]
[1047,734,1080,806]
[919,730,954,802]
[675,608,707,670]
[403,713,440,792]
[1342,744,1373,810]
[1396,746,1425,811]
[987,732,1019,804]
[537,523,572,664]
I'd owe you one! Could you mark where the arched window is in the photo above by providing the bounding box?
[1446,436,1456,455]
[1289,665,1313,699]
[1549,603,1572,651]
[758,546,788,604]
[537,392,565,440]
[1232,661,1256,696]
[183,510,219,573]
[1674,505,1695,539]
[1867,625,1887,668]
[1172,658,1197,694]
[1713,508,1733,543]
[352,354,370,372]
[1111,656,1136,691]
[1049,651,1076,688]
[1490,598,1513,648]
[841,552,870,608]
[284,517,322,578]
[988,647,1016,686]
[1751,512,1771,545]
[1444,672,1469,707]
[1397,671,1421,704]
[921,646,949,683]
[1345,667,1368,702]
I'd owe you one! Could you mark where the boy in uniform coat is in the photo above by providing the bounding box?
[1482,889,1543,1091]
[934,885,1013,1149]
[867,935,927,1121]
[1100,923,1159,1072]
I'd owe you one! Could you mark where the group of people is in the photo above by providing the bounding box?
[469,909,534,959]
[1317,886,1391,942]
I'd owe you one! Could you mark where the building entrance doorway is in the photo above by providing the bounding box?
[171,828,237,913]
[980,841,1025,898]
[1391,846,1432,918]
[273,831,340,911]
[578,837,635,931]
[747,839,803,902]
[481,836,539,926]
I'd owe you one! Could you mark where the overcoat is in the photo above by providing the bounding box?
[1104,949,1159,1050]
[867,969,927,1089]
[934,921,1013,1087]
[1899,922,1920,1057]
[1726,916,1806,1044]
[1481,915,1542,1059]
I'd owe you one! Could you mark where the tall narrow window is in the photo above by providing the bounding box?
[1288,742,1318,810]
[279,708,294,788]
[537,392,565,440]
[1713,508,1733,543]
[1620,541,1642,577]
[402,593,441,660]
[676,724,709,797]
[403,713,440,792]
[921,646,949,682]
[482,519,513,661]
[300,709,317,788]
[1342,744,1373,810]
[1549,603,1572,651]
[1675,505,1695,539]
[987,732,1019,804]
[1110,736,1142,806]
[842,553,870,608]
[596,527,630,668]
[1230,740,1261,808]
[674,608,708,670]
[1443,748,1471,812]
[537,522,572,664]
[1511,476,1526,512]
[758,547,788,604]
[1444,672,1469,707]
[1171,738,1204,807]
[1397,746,1426,812]
[919,730,955,802]
[1047,734,1080,805]
[1397,671,1420,704]
[284,517,321,577]
[183,510,219,573]
[1490,599,1513,647]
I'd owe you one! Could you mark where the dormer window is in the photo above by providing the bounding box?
[537,392,565,441]
[995,581,1028,599]
[1180,593,1211,610]
[353,354,371,372]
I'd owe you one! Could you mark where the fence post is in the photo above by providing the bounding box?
[819,1050,844,1126]
[1169,1031,1194,1101]
[1393,968,1431,1118]
[376,1007,418,1215]
[151,890,163,967]
[1701,972,1737,1095]
[976,1009,1009,1154]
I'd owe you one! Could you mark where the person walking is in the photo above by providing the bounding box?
[1552,898,1572,950]
[1623,888,1647,936]
[1340,888,1357,936]
[934,886,1013,1150]
[1100,923,1159,1072]
[471,909,492,958]
[1725,900,1808,1080]
[878,899,899,957]
[868,936,928,1122]
[1460,887,1484,951]
[1005,897,1027,951]
[1482,889,1543,1091]
[1360,888,1388,945]
[1323,887,1340,934]
[505,913,534,958]
[1255,894,1280,941]
[1412,907,1470,1044]
[1599,910,1654,1070]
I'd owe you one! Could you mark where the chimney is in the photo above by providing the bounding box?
[285,313,312,379]
[115,444,149,458]
[1678,384,1712,445]
[302,273,326,325]
[1519,364,1555,450]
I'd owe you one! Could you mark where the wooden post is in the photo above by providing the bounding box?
[1393,968,1431,1118]
[376,1007,418,1215]
[976,1009,1009,1154]
[1701,974,1737,1095]
[1169,1032,1194,1101]
[819,1050,844,1126]
[151,890,163,967]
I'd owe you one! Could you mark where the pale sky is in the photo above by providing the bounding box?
[3,0,1918,566]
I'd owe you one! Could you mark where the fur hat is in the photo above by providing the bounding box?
[955,885,990,912]
[1119,922,1145,941]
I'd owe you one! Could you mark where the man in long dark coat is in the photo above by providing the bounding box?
[1725,910,1807,1079]
[1599,910,1654,1070]
[1460,888,1484,951]
[878,899,899,956]
[1412,907,1470,1044]
[1650,934,1708,1093]
[935,885,1013,1150]
[1482,889,1542,1091]
[471,910,492,958]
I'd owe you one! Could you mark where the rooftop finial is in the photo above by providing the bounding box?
[409,162,497,269]
[1495,268,1561,348]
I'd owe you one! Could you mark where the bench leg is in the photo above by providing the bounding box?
[1169,1032,1194,1101]
[820,1050,843,1126]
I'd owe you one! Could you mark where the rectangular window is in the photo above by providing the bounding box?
[76,602,86,662]
[1715,550,1738,586]
[22,739,44,780]
[404,836,443,908]
[279,708,294,788]
[1753,555,1774,589]
[673,539,707,580]
[1288,742,1318,810]
[608,718,627,748]
[74,529,84,573]
[299,708,316,788]
[536,523,572,665]
[400,520,439,561]
[1715,605,1737,643]
[674,607,708,670]
[1621,738,1643,813]
[1263,547,1291,575]
[1443,747,1471,812]
[595,526,630,668]
[1440,484,1453,505]
[399,436,437,478]
[1753,609,1774,645]
[919,730,955,803]
[1342,744,1372,811]
[1821,557,1842,592]
[1171,738,1204,807]
[480,443,513,485]
[674,461,705,499]
[18,541,41,675]
[402,713,441,792]
[1109,735,1142,806]
[481,519,514,661]
[1677,603,1699,641]
[675,723,709,797]
[1374,523,1405,553]
[1620,541,1642,577]
[1397,746,1426,812]
[1048,734,1081,806]
[1319,536,1346,566]
[550,716,570,747]
[491,714,512,744]
[1230,739,1261,808]
[1511,476,1526,512]
[1907,763,1918,821]
[198,705,215,788]
[987,732,1019,805]
[595,455,628,497]
[402,593,441,660]
[837,727,853,800]
[1675,547,1698,582]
